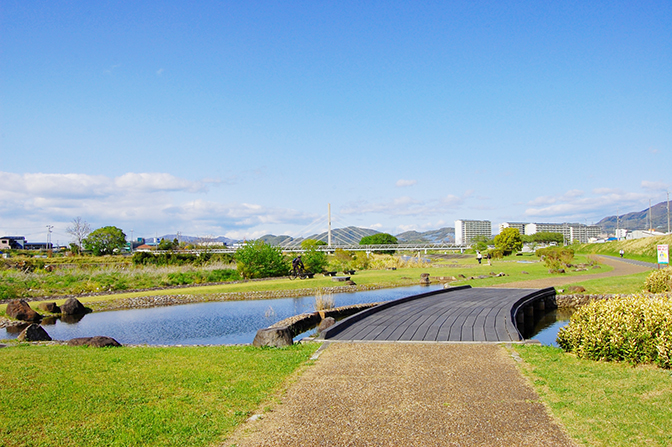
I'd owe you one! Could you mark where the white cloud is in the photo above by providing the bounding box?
[642,180,669,191]
[395,179,417,187]
[156,68,164,75]
[525,188,649,221]
[0,171,315,240]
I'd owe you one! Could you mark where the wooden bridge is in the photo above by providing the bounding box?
[318,286,556,342]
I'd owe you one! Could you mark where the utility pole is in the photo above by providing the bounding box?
[616,208,620,239]
[667,191,670,234]
[46,225,53,256]
[328,203,332,248]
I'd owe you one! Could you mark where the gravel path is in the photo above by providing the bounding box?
[490,255,653,289]
[227,343,576,446]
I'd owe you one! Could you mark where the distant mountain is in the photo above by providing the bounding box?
[596,201,671,233]
[258,234,295,245]
[395,227,455,244]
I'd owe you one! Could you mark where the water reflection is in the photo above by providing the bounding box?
[1,285,440,345]
[528,308,574,347]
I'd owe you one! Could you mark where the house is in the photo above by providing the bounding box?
[0,236,26,250]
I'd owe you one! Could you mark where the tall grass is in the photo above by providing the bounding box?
[314,290,335,310]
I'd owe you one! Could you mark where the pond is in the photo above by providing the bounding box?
[3,286,575,346]
[2,285,442,345]
[528,308,575,347]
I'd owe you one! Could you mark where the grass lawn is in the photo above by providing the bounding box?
[0,343,318,447]
[514,345,672,447]
[558,270,652,295]
[0,254,609,316]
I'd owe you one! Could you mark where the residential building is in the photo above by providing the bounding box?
[455,220,492,246]
[499,222,526,234]
[0,236,26,250]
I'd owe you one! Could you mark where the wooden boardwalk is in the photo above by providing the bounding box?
[320,286,555,342]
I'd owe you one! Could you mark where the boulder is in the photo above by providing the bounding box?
[17,324,52,342]
[317,317,336,333]
[37,302,60,313]
[60,298,87,315]
[567,285,586,293]
[67,336,122,347]
[252,326,293,347]
[6,300,42,322]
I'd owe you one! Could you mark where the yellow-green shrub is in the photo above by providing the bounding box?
[557,294,672,368]
[644,268,672,293]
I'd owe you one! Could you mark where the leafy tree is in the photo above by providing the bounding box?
[521,232,563,244]
[66,217,91,252]
[359,233,398,255]
[536,246,575,272]
[472,235,490,252]
[157,238,179,251]
[234,240,290,279]
[83,226,127,256]
[494,228,523,256]
[300,239,329,274]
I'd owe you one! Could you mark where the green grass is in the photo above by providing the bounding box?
[558,271,652,295]
[1,253,608,316]
[574,234,672,264]
[0,343,318,447]
[514,345,672,447]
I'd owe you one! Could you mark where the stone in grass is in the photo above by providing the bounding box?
[253,326,293,347]
[38,302,60,313]
[6,300,42,322]
[18,324,52,342]
[67,336,122,347]
[566,285,586,293]
[60,298,89,315]
[317,317,336,333]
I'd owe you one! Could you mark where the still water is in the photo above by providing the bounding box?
[3,285,441,345]
[3,286,573,346]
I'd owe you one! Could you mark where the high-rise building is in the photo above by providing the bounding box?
[455,220,492,245]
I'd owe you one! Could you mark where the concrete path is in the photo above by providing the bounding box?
[491,255,653,289]
[227,343,576,446]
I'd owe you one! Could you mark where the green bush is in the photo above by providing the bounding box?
[536,246,574,272]
[645,268,672,293]
[557,294,672,368]
[235,240,289,279]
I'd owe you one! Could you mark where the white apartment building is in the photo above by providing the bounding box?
[522,222,601,244]
[498,222,526,234]
[455,220,492,246]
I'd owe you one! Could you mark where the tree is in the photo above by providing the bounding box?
[494,228,523,256]
[234,240,290,279]
[66,217,91,252]
[83,226,127,256]
[471,235,490,252]
[359,233,398,255]
[521,232,563,244]
[300,239,329,274]
[157,238,179,251]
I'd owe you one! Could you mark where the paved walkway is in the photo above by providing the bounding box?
[228,343,576,446]
[321,288,552,343]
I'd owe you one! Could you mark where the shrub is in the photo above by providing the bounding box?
[557,294,672,368]
[235,240,289,279]
[536,246,574,272]
[644,268,672,293]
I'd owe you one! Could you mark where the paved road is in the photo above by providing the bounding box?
[320,287,551,343]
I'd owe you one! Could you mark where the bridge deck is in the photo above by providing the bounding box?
[321,287,550,342]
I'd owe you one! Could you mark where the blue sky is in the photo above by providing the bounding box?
[1,1,670,244]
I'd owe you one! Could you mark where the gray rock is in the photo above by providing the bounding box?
[18,324,52,342]
[67,336,122,347]
[37,302,60,313]
[6,300,42,322]
[317,317,336,333]
[60,298,87,315]
[252,326,293,347]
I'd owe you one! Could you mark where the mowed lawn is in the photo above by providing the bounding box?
[0,343,318,447]
[515,345,672,447]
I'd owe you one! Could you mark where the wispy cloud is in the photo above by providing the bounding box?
[642,180,669,191]
[156,68,164,76]
[0,171,315,239]
[525,188,649,220]
[395,179,417,187]
[342,193,466,217]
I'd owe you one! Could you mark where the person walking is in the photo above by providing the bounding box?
[487,252,492,266]
[619,249,624,258]
[476,251,482,265]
